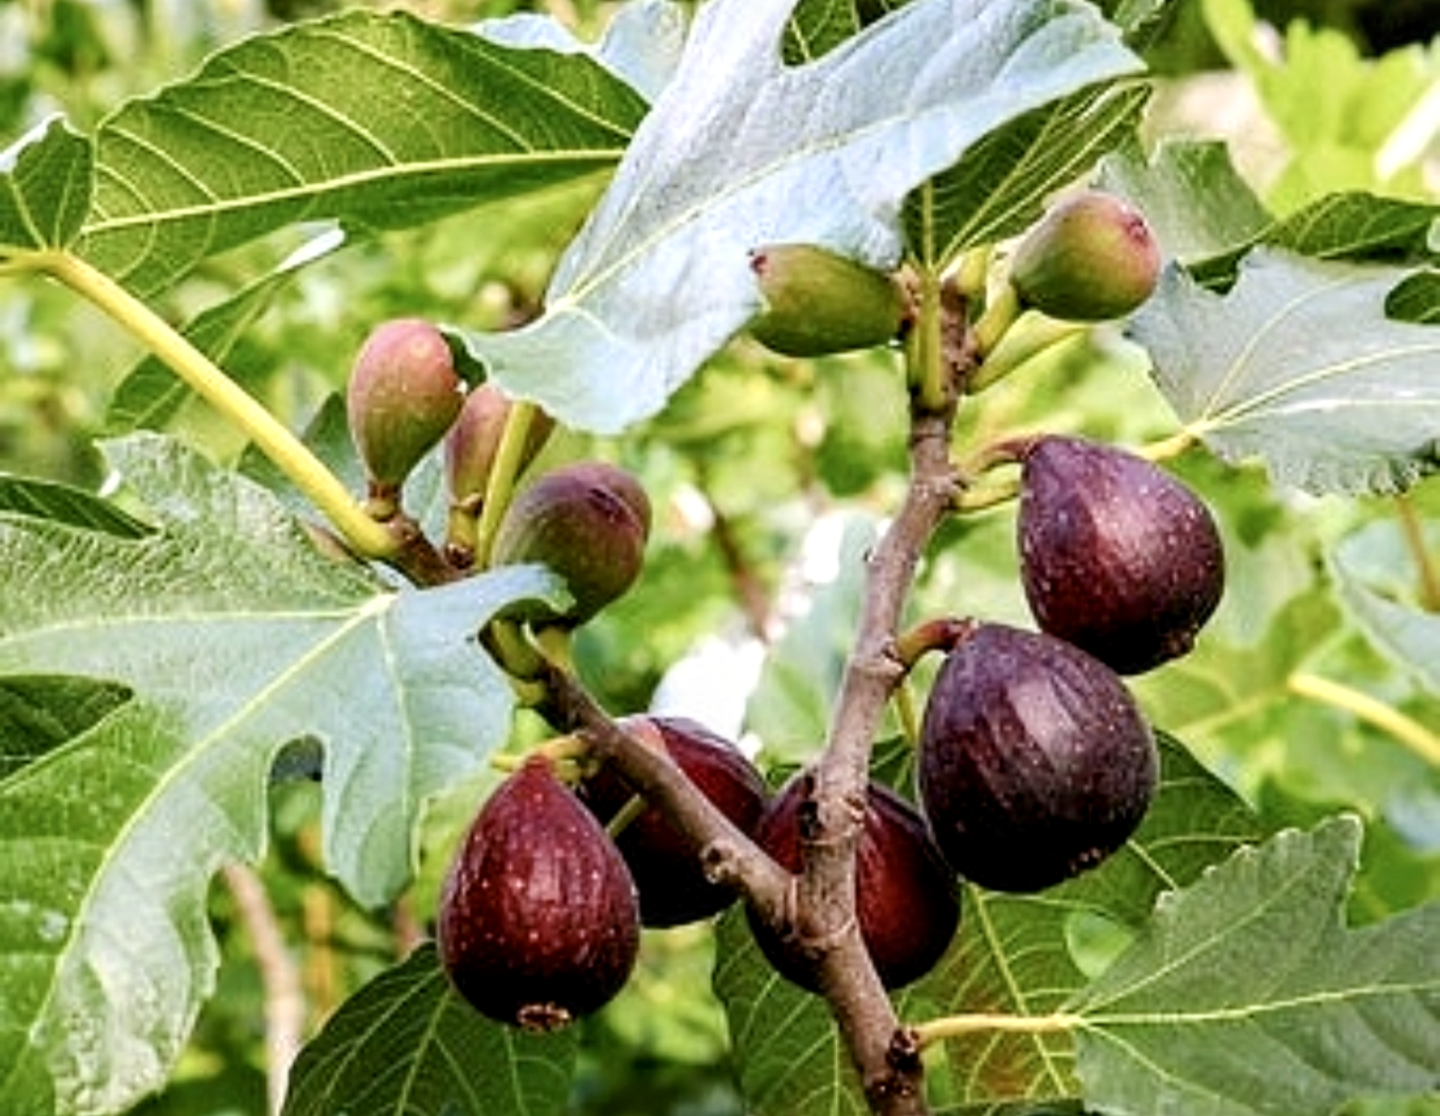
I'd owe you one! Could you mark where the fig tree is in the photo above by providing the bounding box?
[346,318,464,507]
[1018,434,1224,674]
[491,461,651,626]
[748,772,959,991]
[748,243,909,357]
[918,622,1156,893]
[579,715,769,927]
[1008,192,1160,321]
[437,753,639,1031]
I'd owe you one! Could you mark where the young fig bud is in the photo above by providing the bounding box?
[1018,435,1224,674]
[1008,192,1161,321]
[748,244,909,357]
[346,318,464,505]
[444,385,555,504]
[491,461,651,626]
[438,753,640,1031]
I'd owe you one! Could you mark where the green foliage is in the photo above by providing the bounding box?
[0,1,1437,1115]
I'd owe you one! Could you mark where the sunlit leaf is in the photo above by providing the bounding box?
[462,0,1143,433]
[1071,817,1440,1116]
[1132,250,1440,494]
[281,944,578,1116]
[0,434,563,1116]
[0,115,92,253]
[79,11,646,296]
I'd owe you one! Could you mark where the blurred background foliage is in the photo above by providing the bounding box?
[0,0,1436,1113]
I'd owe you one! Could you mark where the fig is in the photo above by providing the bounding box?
[437,753,639,1031]
[748,243,909,357]
[1018,434,1224,674]
[491,461,651,626]
[444,384,555,504]
[918,622,1156,893]
[747,773,960,991]
[1008,192,1160,321]
[579,715,769,927]
[346,318,464,501]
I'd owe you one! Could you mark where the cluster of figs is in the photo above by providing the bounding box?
[345,192,1225,1032]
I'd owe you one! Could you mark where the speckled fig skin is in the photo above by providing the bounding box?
[437,753,639,1032]
[1009,192,1161,321]
[346,318,464,491]
[918,622,1157,893]
[491,461,651,626]
[444,384,555,504]
[579,715,769,927]
[748,243,909,357]
[747,773,960,991]
[1018,435,1225,674]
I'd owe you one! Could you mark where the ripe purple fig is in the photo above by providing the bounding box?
[748,243,909,357]
[444,385,555,504]
[918,622,1157,893]
[491,461,651,626]
[437,753,639,1031]
[1018,434,1225,674]
[748,773,960,991]
[579,715,769,927]
[346,318,464,503]
[1008,192,1161,321]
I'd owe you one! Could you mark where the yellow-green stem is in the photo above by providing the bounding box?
[912,1011,1082,1049]
[907,264,948,413]
[473,398,542,569]
[41,251,396,558]
[970,280,1022,357]
[1396,493,1440,612]
[1289,672,1440,767]
[967,312,1084,394]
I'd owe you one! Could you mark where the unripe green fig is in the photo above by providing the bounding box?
[1008,192,1161,321]
[444,385,555,504]
[1018,435,1224,674]
[346,318,464,501]
[748,243,909,357]
[437,753,640,1031]
[491,461,651,626]
[918,622,1156,893]
[578,715,769,927]
[748,773,959,991]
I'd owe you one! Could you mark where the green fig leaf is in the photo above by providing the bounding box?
[0,115,92,254]
[1132,249,1440,494]
[78,10,646,296]
[461,0,1142,433]
[280,944,578,1116]
[1070,817,1440,1116]
[0,434,564,1116]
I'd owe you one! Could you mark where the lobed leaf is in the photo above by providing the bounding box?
[0,434,562,1116]
[0,116,92,254]
[78,10,646,296]
[1132,249,1440,494]
[462,0,1143,433]
[281,944,578,1116]
[1071,817,1440,1116]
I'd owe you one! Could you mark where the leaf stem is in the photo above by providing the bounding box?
[473,398,542,569]
[1289,671,1440,767]
[39,251,397,558]
[1396,493,1440,612]
[911,1010,1082,1049]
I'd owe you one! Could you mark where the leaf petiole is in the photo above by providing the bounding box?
[473,398,544,569]
[37,251,397,558]
[1289,671,1440,767]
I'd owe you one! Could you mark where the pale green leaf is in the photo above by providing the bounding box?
[0,116,92,253]
[0,434,562,1116]
[1071,817,1440,1116]
[1132,250,1440,494]
[463,0,1143,433]
[281,943,578,1116]
[78,11,646,296]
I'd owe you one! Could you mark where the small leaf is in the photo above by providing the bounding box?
[0,474,153,538]
[1071,817,1440,1116]
[79,11,645,296]
[463,0,1142,433]
[1388,270,1440,324]
[0,115,92,253]
[281,943,578,1116]
[1132,249,1440,494]
[0,675,133,779]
